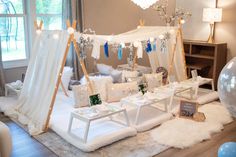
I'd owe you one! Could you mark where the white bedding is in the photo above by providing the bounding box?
[50,92,137,152]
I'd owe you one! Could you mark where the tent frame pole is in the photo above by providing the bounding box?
[44,20,94,131]
[168,19,187,80]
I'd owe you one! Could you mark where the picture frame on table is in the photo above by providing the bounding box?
[179,100,198,119]
[89,93,102,106]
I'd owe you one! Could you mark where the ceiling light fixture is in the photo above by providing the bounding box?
[131,0,159,10]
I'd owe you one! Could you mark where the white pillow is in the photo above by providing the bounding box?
[121,70,139,82]
[110,69,122,83]
[144,73,163,92]
[72,85,89,108]
[60,66,73,91]
[80,75,113,101]
[96,64,114,75]
[107,82,139,103]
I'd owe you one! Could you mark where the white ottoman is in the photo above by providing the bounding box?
[0,121,12,157]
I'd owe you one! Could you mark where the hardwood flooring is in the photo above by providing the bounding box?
[1,113,236,157]
[0,114,57,157]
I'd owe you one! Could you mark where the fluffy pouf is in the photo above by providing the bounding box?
[0,121,12,157]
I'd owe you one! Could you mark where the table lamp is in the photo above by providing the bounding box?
[202,8,222,43]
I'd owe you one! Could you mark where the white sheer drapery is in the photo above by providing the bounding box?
[9,30,69,135]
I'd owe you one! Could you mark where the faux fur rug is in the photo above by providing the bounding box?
[150,102,233,149]
[34,130,169,157]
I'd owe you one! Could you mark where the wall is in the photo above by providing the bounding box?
[215,0,236,60]
[83,0,176,73]
[4,66,27,83]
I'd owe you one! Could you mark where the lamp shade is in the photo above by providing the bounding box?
[131,0,159,10]
[203,8,222,23]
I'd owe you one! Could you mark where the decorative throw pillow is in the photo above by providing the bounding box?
[107,82,139,102]
[96,64,114,75]
[72,85,89,108]
[121,70,139,82]
[144,73,163,92]
[110,69,122,83]
[80,75,113,101]
[126,76,144,85]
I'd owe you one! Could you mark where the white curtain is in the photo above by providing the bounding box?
[8,30,69,135]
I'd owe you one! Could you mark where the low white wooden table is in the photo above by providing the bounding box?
[67,105,130,143]
[180,77,214,99]
[5,83,21,97]
[121,92,173,125]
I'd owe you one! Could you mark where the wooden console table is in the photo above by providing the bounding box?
[183,40,227,89]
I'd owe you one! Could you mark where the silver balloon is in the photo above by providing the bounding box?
[218,57,236,117]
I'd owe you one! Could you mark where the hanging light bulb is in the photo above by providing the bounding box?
[67,27,75,34]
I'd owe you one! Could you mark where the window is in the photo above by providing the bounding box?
[36,0,63,30]
[0,0,63,68]
[0,0,27,62]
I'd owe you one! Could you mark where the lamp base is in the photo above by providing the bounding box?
[207,23,214,43]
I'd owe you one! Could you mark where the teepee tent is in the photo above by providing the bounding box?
[6,21,187,135]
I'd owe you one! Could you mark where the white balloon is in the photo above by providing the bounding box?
[218,57,236,117]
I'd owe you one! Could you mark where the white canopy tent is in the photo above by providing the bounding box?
[83,26,187,81]
[6,24,187,135]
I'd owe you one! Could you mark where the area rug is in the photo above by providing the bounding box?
[150,101,233,149]
[34,129,169,157]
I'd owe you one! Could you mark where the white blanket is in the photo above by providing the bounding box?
[150,101,233,149]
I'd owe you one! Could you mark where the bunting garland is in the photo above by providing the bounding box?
[118,45,123,60]
[104,42,109,58]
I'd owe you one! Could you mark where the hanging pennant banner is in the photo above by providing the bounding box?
[152,42,157,51]
[118,45,123,60]
[104,42,109,58]
[146,41,152,53]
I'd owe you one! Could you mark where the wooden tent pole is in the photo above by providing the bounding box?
[168,30,180,76]
[178,19,188,79]
[44,20,77,131]
[132,50,137,71]
[71,37,94,94]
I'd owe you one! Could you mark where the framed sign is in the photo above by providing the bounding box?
[89,93,102,106]
[179,100,198,119]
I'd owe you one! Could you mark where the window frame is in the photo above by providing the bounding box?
[0,0,30,69]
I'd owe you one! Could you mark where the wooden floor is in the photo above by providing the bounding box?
[0,115,57,157]
[1,114,236,157]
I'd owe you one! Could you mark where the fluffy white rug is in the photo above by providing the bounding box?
[150,101,233,149]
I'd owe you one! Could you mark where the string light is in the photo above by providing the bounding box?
[67,27,75,34]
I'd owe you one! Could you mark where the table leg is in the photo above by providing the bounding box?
[134,107,142,125]
[168,95,174,112]
[67,114,74,133]
[123,110,130,126]
[211,80,215,91]
[5,85,8,96]
[83,121,91,143]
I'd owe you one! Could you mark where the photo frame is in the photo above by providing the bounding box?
[89,93,102,106]
[179,100,198,119]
